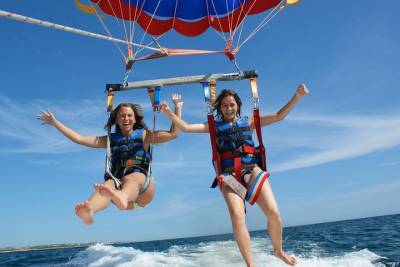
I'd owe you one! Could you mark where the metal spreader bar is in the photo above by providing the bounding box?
[106,70,258,92]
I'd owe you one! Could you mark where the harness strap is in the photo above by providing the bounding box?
[253,109,266,170]
[220,145,256,159]
[106,89,115,112]
[250,77,267,171]
[124,158,149,167]
[105,128,122,190]
[147,86,161,112]
[234,157,242,181]
[202,82,222,178]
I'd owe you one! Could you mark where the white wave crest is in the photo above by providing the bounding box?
[66,241,385,267]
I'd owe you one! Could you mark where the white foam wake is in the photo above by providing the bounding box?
[65,239,385,267]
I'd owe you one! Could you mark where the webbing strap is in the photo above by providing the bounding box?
[220,145,256,160]
[202,82,221,176]
[147,86,161,112]
[202,81,216,115]
[250,77,259,105]
[234,157,242,181]
[125,45,135,71]
[105,127,122,189]
[253,109,266,170]
[106,89,115,112]
[250,77,267,171]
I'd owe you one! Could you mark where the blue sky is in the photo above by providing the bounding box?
[1,1,399,248]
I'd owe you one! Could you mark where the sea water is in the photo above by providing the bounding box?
[1,214,399,267]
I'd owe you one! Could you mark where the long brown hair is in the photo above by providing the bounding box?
[212,89,242,120]
[104,103,147,132]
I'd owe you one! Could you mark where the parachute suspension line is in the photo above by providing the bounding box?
[205,0,227,42]
[85,11,161,53]
[233,0,260,48]
[130,0,147,57]
[249,77,267,171]
[129,0,166,58]
[226,0,240,65]
[120,0,135,79]
[134,32,167,58]
[137,0,163,57]
[101,0,127,41]
[238,2,283,50]
[146,86,162,179]
[127,0,133,43]
[207,0,239,63]
[232,58,241,72]
[232,0,247,47]
[104,87,122,189]
[89,1,126,59]
[102,0,131,60]
[132,0,166,59]
[115,0,131,45]
[133,0,170,59]
[225,0,234,37]
[202,81,222,176]
[171,0,179,30]
[128,0,141,44]
[104,0,123,27]
[209,0,229,43]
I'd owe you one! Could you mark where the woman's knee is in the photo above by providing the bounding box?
[267,208,281,223]
[230,209,246,227]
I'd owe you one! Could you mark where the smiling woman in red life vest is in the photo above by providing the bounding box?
[161,84,309,267]
[38,94,182,225]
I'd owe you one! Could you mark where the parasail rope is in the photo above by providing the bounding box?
[115,0,130,45]
[225,0,233,38]
[128,0,143,45]
[127,0,133,44]
[104,0,123,27]
[89,0,126,59]
[209,0,229,43]
[136,0,163,58]
[129,0,147,52]
[233,0,257,48]
[171,0,179,29]
[237,2,282,50]
[134,32,167,58]
[205,0,227,41]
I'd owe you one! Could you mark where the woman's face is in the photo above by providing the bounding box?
[220,95,238,122]
[116,106,136,135]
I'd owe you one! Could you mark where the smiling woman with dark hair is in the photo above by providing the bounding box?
[161,84,309,267]
[37,94,182,225]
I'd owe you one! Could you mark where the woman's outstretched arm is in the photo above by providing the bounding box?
[250,83,309,130]
[144,94,185,144]
[37,110,107,148]
[160,101,209,133]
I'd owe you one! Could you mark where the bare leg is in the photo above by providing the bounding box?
[256,179,297,266]
[75,179,115,225]
[221,184,256,267]
[94,183,132,210]
[95,173,146,210]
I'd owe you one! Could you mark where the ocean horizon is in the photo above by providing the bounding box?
[1,213,399,266]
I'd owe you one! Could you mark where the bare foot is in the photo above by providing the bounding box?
[275,250,297,266]
[75,201,94,225]
[94,184,128,210]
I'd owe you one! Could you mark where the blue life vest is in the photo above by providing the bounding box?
[215,116,260,173]
[109,129,151,178]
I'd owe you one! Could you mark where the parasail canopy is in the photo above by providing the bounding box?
[90,0,282,36]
